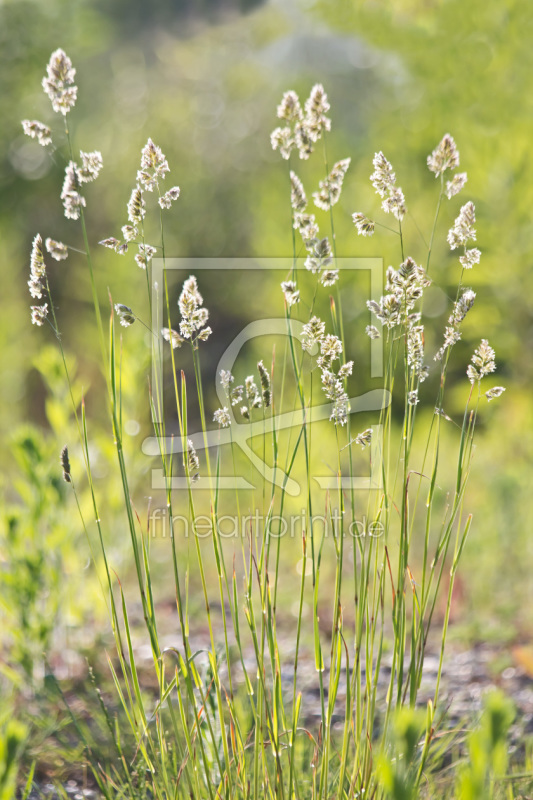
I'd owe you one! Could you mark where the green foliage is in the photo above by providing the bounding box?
[0,347,105,684]
[378,707,427,800]
[456,691,515,800]
[0,719,27,800]
[1,427,67,681]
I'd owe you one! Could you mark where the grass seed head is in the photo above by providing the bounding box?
[60,445,71,482]
[257,361,271,408]
[45,238,68,261]
[427,133,460,176]
[42,49,77,115]
[22,120,52,146]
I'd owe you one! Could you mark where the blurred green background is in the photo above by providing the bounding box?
[2,0,533,675]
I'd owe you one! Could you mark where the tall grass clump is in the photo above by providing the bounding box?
[17,50,508,798]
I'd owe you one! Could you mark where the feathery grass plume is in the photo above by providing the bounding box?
[368,257,429,333]
[178,275,211,343]
[140,138,169,173]
[322,369,350,425]
[313,157,351,211]
[121,225,138,242]
[21,120,52,146]
[467,339,496,383]
[451,288,476,325]
[446,172,468,199]
[427,133,460,176]
[294,212,318,241]
[323,382,350,427]
[137,138,169,191]
[31,304,48,327]
[318,333,343,368]
[435,326,462,361]
[272,84,330,162]
[290,171,307,212]
[60,445,71,483]
[306,328,351,425]
[100,234,135,256]
[257,360,271,408]
[45,238,68,261]
[355,428,373,448]
[270,126,294,160]
[245,376,262,409]
[127,186,146,225]
[294,125,312,160]
[161,327,183,348]
[352,211,375,236]
[304,236,332,274]
[29,236,49,326]
[61,161,86,220]
[407,324,426,378]
[384,264,395,288]
[179,275,202,311]
[277,90,303,122]
[485,386,506,401]
[42,49,77,115]
[230,385,244,406]
[197,327,212,341]
[95,141,166,268]
[213,407,231,427]
[135,243,157,270]
[184,439,200,481]
[460,247,481,269]
[219,370,234,394]
[321,269,339,286]
[78,151,103,183]
[338,360,353,378]
[367,295,401,328]
[99,237,125,254]
[28,234,46,299]
[366,324,380,339]
[383,185,406,220]
[301,316,325,352]
[371,151,396,197]
[447,201,476,249]
[159,186,180,209]
[371,151,406,220]
[294,122,314,159]
[435,288,476,361]
[304,83,331,142]
[281,279,300,306]
[394,257,430,301]
[114,304,135,327]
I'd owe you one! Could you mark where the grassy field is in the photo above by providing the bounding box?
[1,2,533,797]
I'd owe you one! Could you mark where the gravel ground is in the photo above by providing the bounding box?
[27,618,533,798]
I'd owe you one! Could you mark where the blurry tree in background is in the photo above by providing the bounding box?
[1,0,532,633]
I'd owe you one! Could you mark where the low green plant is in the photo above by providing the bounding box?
[1,427,69,684]
[0,718,28,800]
[15,49,510,798]
[456,691,515,800]
[0,345,107,688]
[377,707,427,800]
